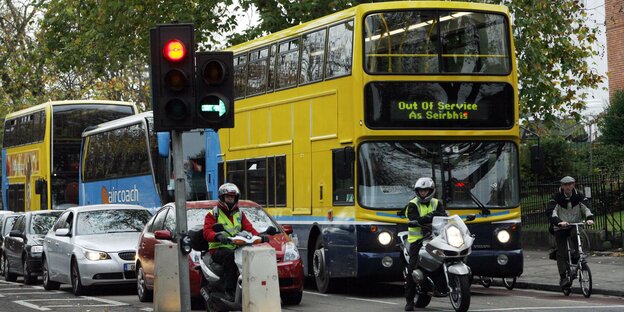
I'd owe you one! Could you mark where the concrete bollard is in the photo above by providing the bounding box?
[242,246,281,312]
[154,244,181,312]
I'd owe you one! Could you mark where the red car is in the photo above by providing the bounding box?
[135,200,304,305]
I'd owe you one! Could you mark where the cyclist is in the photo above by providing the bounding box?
[549,176,594,288]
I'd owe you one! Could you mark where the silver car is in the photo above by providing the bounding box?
[42,204,151,295]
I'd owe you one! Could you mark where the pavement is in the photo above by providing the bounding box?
[475,248,624,297]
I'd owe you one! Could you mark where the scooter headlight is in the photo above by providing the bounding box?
[446,225,464,248]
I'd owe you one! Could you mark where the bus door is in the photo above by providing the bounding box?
[292,100,312,215]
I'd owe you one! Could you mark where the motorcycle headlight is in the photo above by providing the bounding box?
[84,249,111,261]
[497,229,511,244]
[377,231,393,246]
[190,250,202,264]
[446,225,464,248]
[283,241,300,261]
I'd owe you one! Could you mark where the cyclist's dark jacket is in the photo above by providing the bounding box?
[549,188,594,232]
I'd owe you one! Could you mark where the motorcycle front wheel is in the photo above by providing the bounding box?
[449,274,471,312]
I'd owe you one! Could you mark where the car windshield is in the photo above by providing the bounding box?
[240,207,279,233]
[3,216,18,236]
[357,141,519,209]
[188,208,211,228]
[76,209,152,235]
[30,212,62,235]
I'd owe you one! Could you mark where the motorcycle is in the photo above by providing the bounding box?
[188,223,276,312]
[399,214,476,312]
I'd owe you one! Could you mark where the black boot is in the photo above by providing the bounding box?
[404,301,414,311]
[559,273,571,287]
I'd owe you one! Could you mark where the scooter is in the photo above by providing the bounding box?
[188,224,276,312]
[399,214,476,312]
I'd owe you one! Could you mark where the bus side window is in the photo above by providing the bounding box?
[332,147,354,205]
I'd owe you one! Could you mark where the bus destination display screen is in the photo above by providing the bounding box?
[365,82,514,129]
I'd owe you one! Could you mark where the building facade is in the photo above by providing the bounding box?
[606,0,624,97]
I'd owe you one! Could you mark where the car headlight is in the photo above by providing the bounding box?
[31,246,43,253]
[377,231,392,246]
[283,241,300,261]
[446,225,464,248]
[497,229,511,244]
[84,249,111,261]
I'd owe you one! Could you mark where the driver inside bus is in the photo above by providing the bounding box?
[403,177,447,311]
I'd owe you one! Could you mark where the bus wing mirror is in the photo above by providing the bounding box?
[35,179,46,195]
[157,132,170,158]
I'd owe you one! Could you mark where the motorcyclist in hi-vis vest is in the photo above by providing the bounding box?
[403,177,447,311]
[203,183,260,299]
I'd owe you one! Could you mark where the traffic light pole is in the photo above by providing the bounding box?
[172,130,192,311]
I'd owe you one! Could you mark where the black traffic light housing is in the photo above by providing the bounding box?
[150,24,195,131]
[195,52,234,130]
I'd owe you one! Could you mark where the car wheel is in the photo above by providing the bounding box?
[42,257,60,290]
[137,264,153,302]
[23,258,36,285]
[71,259,87,296]
[4,256,17,282]
[281,291,303,305]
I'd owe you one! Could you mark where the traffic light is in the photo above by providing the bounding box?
[195,52,234,130]
[150,24,195,131]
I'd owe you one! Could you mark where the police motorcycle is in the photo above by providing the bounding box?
[188,223,277,312]
[399,214,476,312]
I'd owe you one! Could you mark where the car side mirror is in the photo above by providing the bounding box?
[154,230,173,240]
[9,230,22,238]
[55,228,70,237]
[281,225,294,235]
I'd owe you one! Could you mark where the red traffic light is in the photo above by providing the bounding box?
[163,39,187,62]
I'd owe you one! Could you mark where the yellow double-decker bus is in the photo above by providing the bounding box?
[2,100,137,212]
[220,1,521,292]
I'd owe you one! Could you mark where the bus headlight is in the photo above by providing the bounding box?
[497,229,511,244]
[377,231,392,246]
[283,242,300,261]
[446,225,464,248]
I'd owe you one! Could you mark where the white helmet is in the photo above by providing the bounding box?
[414,177,435,203]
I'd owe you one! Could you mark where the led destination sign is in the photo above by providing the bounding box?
[365,82,514,129]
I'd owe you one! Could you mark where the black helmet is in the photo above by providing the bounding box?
[218,183,240,210]
[414,177,435,203]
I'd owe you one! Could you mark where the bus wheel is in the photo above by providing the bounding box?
[312,238,332,293]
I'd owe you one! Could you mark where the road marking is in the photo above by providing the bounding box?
[13,297,129,311]
[468,306,624,311]
[345,297,398,305]
[141,308,154,311]
[303,291,329,297]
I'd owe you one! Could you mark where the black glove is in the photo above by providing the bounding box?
[260,234,270,243]
[214,233,229,244]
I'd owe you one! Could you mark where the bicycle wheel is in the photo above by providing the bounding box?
[579,262,592,298]
[503,277,516,290]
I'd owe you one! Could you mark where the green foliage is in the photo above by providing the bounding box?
[598,89,624,145]
[537,136,574,180]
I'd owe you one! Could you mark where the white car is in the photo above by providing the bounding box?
[42,204,152,295]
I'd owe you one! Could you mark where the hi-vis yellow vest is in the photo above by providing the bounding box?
[405,198,439,243]
[208,207,242,250]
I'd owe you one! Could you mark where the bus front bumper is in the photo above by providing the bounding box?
[356,251,403,281]
[466,249,523,278]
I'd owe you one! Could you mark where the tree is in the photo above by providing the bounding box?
[598,89,624,145]
[236,0,605,126]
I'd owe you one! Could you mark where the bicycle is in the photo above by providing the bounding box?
[561,222,592,298]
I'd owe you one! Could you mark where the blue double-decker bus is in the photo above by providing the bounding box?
[79,111,221,212]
